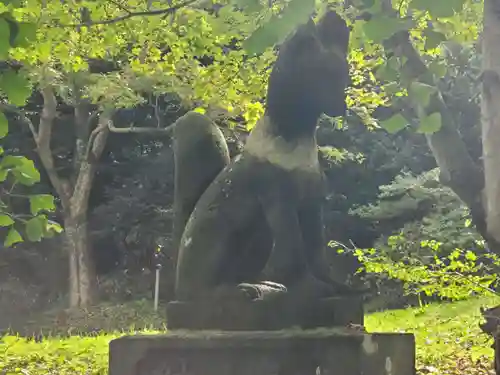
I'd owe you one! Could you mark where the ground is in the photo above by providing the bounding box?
[0,296,498,374]
[367,296,498,375]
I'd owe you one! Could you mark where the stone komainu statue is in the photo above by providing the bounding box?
[171,10,352,302]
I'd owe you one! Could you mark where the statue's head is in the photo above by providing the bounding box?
[266,10,350,135]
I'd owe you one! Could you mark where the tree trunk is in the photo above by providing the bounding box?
[378,23,500,253]
[33,86,110,308]
[62,111,110,308]
[481,0,500,244]
[65,213,95,308]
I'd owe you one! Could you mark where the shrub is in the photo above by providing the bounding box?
[341,169,500,301]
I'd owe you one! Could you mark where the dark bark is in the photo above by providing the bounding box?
[481,0,500,245]
[64,214,95,307]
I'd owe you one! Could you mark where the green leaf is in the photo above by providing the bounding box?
[0,214,14,227]
[11,158,40,186]
[384,82,401,95]
[380,114,408,133]
[12,22,37,48]
[417,112,442,133]
[376,57,400,81]
[25,216,45,242]
[243,0,315,55]
[243,19,284,56]
[363,16,410,43]
[0,17,10,58]
[44,219,63,238]
[465,250,477,261]
[47,220,63,234]
[361,0,375,7]
[1,155,24,168]
[409,82,437,109]
[0,0,22,6]
[0,111,8,139]
[231,0,263,13]
[424,29,446,50]
[4,227,22,247]
[29,194,55,215]
[193,107,206,114]
[429,60,447,78]
[409,0,465,18]
[0,168,8,182]
[282,0,316,24]
[0,70,32,106]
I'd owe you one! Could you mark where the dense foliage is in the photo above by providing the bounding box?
[346,169,499,301]
[0,2,61,248]
[2,0,500,374]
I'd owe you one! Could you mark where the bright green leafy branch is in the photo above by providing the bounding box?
[0,2,62,247]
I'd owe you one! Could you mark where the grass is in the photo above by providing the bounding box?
[366,295,499,374]
[1,296,498,374]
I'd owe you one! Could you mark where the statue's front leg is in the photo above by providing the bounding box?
[255,192,337,300]
[258,193,307,285]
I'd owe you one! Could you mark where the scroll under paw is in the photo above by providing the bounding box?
[237,281,288,300]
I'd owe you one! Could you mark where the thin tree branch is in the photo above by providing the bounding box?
[73,84,93,181]
[38,86,72,211]
[72,111,111,219]
[62,0,200,27]
[106,0,133,15]
[85,116,110,160]
[107,120,177,134]
[0,102,38,139]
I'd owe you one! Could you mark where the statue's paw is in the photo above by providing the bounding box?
[237,281,288,301]
[237,283,262,300]
[259,281,287,293]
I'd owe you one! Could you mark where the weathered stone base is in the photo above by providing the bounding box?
[109,329,415,375]
[166,296,363,330]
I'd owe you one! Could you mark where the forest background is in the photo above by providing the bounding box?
[0,2,497,373]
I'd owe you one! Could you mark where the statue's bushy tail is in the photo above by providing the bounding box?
[172,112,230,256]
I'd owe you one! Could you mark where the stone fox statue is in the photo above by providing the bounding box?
[172,10,352,302]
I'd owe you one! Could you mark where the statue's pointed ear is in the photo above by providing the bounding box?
[316,10,350,54]
[279,17,320,56]
[291,17,317,40]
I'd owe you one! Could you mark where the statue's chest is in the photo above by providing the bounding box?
[289,167,324,203]
[244,122,320,172]
[245,157,323,204]
[243,122,323,202]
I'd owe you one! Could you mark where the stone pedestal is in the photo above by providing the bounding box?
[166,296,363,331]
[109,329,415,375]
[109,297,416,374]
